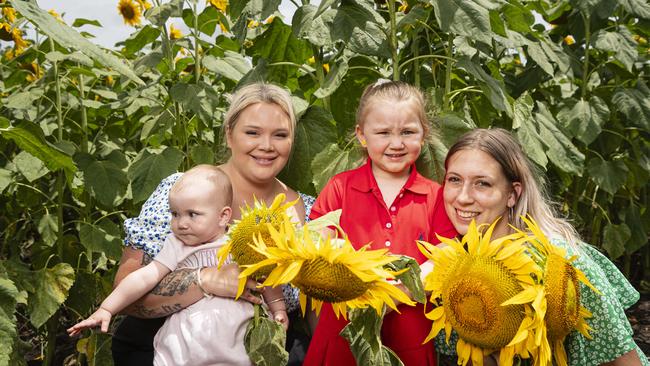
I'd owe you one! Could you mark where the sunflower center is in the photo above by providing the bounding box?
[443,256,524,349]
[119,3,136,19]
[545,254,580,340]
[294,258,369,302]
[0,26,12,42]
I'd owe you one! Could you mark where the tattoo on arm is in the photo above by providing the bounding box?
[150,268,197,297]
[132,303,183,318]
[141,253,153,266]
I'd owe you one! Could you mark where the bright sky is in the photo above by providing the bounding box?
[32,0,303,49]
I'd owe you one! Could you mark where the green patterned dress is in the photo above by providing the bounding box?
[435,238,649,365]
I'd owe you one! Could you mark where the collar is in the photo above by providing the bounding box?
[350,157,429,195]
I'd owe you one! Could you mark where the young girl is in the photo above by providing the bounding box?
[304,80,457,366]
[68,165,288,366]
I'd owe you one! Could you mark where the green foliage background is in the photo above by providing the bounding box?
[0,0,648,364]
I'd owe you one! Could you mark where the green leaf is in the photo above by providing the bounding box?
[78,222,123,260]
[556,97,609,145]
[1,124,76,175]
[45,51,94,67]
[489,9,507,37]
[340,308,404,366]
[123,25,161,57]
[535,103,585,175]
[190,145,215,165]
[202,52,251,82]
[13,151,48,182]
[169,83,220,123]
[437,111,476,147]
[230,0,281,20]
[145,0,183,26]
[71,18,102,28]
[182,6,225,36]
[314,59,348,99]
[11,0,143,85]
[330,2,390,58]
[0,276,19,366]
[502,2,534,34]
[0,169,11,193]
[385,256,425,304]
[279,107,338,194]
[602,223,630,260]
[432,0,494,44]
[612,88,650,130]
[592,29,637,71]
[76,154,129,208]
[29,263,75,329]
[457,56,512,116]
[244,304,288,366]
[250,19,311,81]
[128,147,184,203]
[617,0,650,20]
[311,143,364,192]
[314,0,338,19]
[4,89,44,110]
[37,214,58,247]
[624,205,646,254]
[512,94,547,168]
[292,4,335,47]
[587,157,629,195]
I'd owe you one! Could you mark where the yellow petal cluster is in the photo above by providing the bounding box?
[419,219,543,366]
[241,215,413,319]
[169,24,182,40]
[208,0,228,12]
[117,0,142,26]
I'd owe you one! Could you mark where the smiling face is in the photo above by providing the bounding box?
[356,99,424,179]
[169,178,231,246]
[443,149,521,238]
[226,102,293,184]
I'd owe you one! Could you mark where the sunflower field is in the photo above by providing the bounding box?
[0,0,648,364]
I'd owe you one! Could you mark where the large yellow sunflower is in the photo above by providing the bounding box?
[208,0,228,12]
[241,219,413,319]
[218,193,298,284]
[117,0,142,26]
[519,216,600,366]
[418,220,546,366]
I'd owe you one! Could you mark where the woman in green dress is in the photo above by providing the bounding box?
[439,128,647,365]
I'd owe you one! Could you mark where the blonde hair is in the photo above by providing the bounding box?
[224,82,296,136]
[445,128,580,245]
[172,164,233,208]
[356,80,434,140]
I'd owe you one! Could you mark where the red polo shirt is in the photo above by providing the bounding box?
[304,159,457,366]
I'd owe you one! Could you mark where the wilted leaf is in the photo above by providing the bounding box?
[29,263,75,328]
[128,147,184,203]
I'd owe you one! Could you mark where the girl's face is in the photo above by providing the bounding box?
[169,180,231,246]
[443,149,521,238]
[226,102,293,184]
[356,99,424,178]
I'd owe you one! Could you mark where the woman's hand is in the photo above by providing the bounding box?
[200,263,263,305]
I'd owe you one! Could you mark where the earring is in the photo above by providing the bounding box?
[360,139,367,147]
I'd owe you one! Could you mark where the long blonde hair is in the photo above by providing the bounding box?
[445,128,580,245]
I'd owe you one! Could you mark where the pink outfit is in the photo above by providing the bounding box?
[152,235,254,366]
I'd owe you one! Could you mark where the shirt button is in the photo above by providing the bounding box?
[385,240,391,247]
[399,193,404,198]
[386,222,392,229]
[390,206,396,212]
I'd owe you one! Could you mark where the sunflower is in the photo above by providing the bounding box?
[0,22,12,41]
[242,219,413,319]
[218,193,298,282]
[418,220,546,366]
[169,24,182,39]
[136,0,152,10]
[117,0,142,26]
[24,61,43,82]
[519,216,600,366]
[2,7,16,23]
[208,0,228,12]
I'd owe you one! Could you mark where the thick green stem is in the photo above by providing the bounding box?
[412,39,420,88]
[50,39,64,261]
[443,34,453,111]
[388,0,399,81]
[78,72,93,271]
[43,312,59,366]
[193,1,201,85]
[581,14,591,100]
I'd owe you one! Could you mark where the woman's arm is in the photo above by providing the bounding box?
[115,247,262,318]
[601,349,642,365]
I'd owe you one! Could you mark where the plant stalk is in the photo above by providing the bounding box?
[78,72,93,272]
[50,38,65,261]
[581,14,591,100]
[443,34,453,111]
[388,0,399,81]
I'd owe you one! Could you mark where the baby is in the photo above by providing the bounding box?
[68,165,288,365]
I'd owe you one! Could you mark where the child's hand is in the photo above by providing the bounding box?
[67,307,112,336]
[272,310,289,331]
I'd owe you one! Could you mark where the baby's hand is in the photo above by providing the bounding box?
[67,307,112,336]
[272,310,289,331]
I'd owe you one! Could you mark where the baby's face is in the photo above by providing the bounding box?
[169,180,226,246]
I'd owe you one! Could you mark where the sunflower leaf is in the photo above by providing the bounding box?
[244,304,288,366]
[341,307,404,366]
[383,256,426,304]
